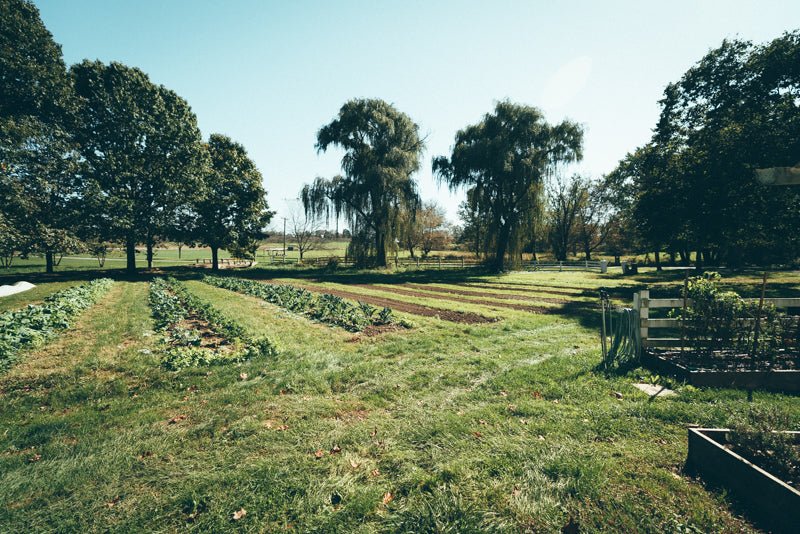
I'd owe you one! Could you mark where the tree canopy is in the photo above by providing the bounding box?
[606,31,800,267]
[302,99,424,267]
[194,134,272,271]
[433,101,583,270]
[71,60,207,271]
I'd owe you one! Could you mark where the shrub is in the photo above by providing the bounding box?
[673,272,796,363]
[727,406,799,485]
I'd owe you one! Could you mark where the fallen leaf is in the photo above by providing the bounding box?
[613,391,623,400]
[538,435,546,441]
[313,449,325,458]
[106,495,121,508]
[499,391,508,397]
[239,373,248,381]
[349,460,360,469]
[511,487,521,497]
[519,419,528,425]
[532,391,543,399]
[552,399,560,404]
[370,427,378,438]
[478,419,488,426]
[370,469,381,477]
[232,508,247,521]
[507,404,517,412]
[472,431,483,439]
[382,492,394,505]
[330,445,341,454]
[167,415,187,424]
[27,453,41,463]
[276,424,289,431]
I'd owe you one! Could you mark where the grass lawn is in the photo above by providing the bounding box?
[0,267,798,532]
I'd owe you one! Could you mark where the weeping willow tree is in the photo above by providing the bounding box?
[433,101,583,271]
[301,99,424,267]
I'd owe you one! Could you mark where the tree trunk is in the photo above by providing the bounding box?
[178,245,182,259]
[45,251,54,274]
[695,248,703,270]
[375,230,387,267]
[126,237,137,273]
[493,224,511,271]
[146,239,154,270]
[655,249,662,271]
[211,246,219,271]
[584,241,592,261]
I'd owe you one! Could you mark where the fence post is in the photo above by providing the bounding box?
[600,260,608,273]
[559,261,563,272]
[636,289,649,355]
[416,257,420,268]
[438,257,441,269]
[461,257,464,268]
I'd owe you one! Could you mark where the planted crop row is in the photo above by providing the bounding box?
[0,278,114,372]
[149,277,276,370]
[203,275,399,332]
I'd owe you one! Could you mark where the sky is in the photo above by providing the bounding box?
[35,0,800,229]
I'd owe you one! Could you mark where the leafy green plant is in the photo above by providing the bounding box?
[149,277,276,370]
[727,406,799,486]
[0,278,114,371]
[203,275,402,332]
[672,272,796,364]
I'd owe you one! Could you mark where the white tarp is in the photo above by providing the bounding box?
[0,281,36,298]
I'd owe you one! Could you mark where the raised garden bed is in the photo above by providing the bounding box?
[643,350,800,393]
[687,428,800,533]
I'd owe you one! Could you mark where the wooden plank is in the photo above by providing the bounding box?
[648,297,800,309]
[649,298,689,308]
[645,318,682,328]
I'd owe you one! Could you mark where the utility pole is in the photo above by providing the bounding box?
[282,217,287,258]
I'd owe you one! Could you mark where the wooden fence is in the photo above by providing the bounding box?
[528,260,608,273]
[632,289,800,351]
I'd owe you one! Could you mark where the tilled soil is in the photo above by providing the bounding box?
[274,281,496,324]
[463,282,586,297]
[402,283,569,304]
[347,284,558,314]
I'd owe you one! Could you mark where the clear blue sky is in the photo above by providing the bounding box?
[36,0,800,229]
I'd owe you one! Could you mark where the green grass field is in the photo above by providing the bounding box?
[1,266,798,532]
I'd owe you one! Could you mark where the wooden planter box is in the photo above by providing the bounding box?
[687,428,800,533]
[642,352,800,393]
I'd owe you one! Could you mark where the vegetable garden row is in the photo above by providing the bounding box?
[203,275,403,332]
[149,278,276,370]
[0,278,113,371]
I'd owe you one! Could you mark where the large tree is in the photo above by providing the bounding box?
[0,0,82,272]
[301,99,424,267]
[609,32,800,267]
[71,60,207,272]
[194,134,272,271]
[433,101,583,270]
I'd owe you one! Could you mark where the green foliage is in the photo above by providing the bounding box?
[0,278,113,371]
[71,61,208,273]
[674,272,797,360]
[606,32,800,266]
[302,99,424,267]
[203,275,397,332]
[727,405,799,485]
[194,134,272,270]
[433,101,583,271]
[148,277,276,370]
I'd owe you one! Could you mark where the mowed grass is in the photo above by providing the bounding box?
[0,269,798,532]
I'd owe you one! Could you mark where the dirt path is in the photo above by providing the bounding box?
[271,281,496,324]
[401,283,569,304]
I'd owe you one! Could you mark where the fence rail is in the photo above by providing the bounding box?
[633,289,800,350]
[528,260,608,273]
